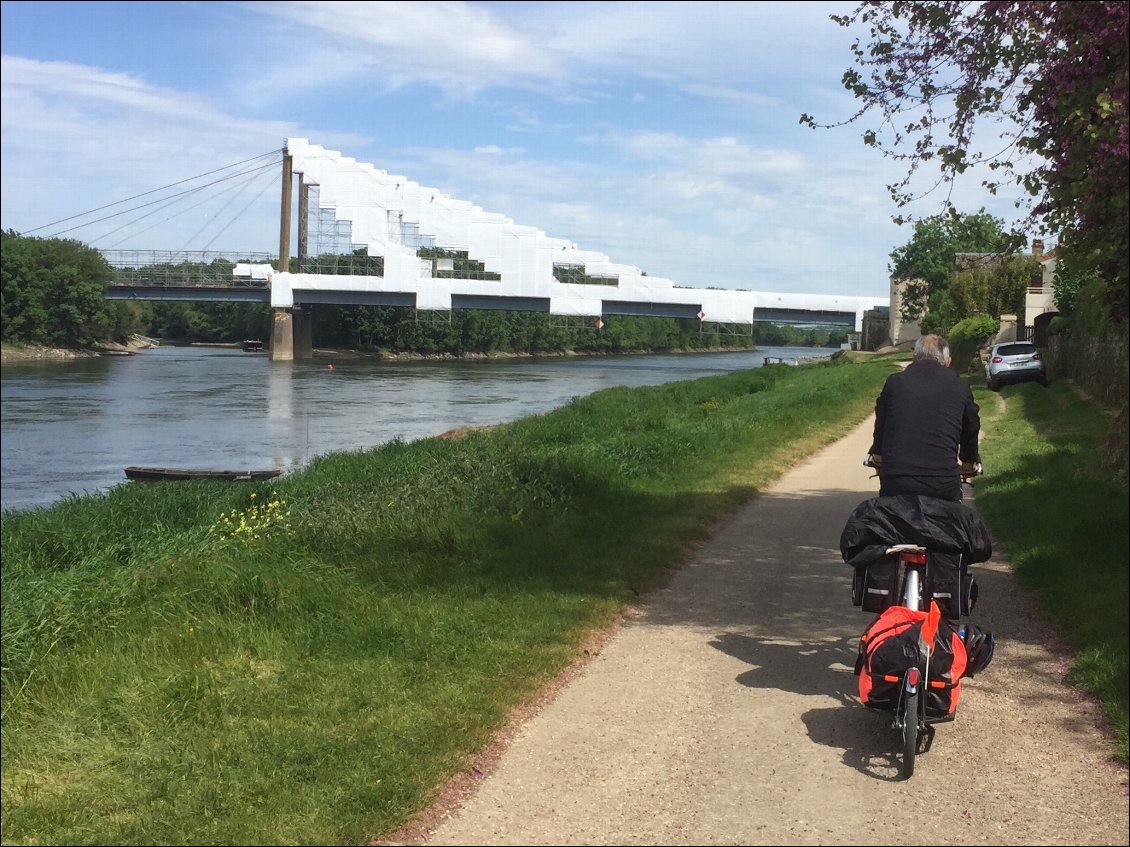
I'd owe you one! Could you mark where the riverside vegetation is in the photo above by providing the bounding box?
[1,356,1126,845]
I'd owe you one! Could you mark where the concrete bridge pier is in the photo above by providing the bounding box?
[271,307,312,361]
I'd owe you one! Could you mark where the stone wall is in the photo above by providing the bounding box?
[861,310,889,351]
[887,278,922,348]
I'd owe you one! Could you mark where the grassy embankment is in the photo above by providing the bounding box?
[2,356,1125,845]
[972,378,1129,763]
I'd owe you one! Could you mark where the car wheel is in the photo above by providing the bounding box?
[1038,375,1048,387]
[988,378,1001,392]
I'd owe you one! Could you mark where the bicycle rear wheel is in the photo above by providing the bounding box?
[901,691,918,779]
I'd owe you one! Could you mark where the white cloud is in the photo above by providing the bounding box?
[247,0,563,99]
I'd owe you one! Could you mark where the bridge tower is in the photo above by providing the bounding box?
[271,150,313,361]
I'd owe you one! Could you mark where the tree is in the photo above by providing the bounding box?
[1051,254,1104,318]
[1,231,128,347]
[888,211,1016,322]
[948,254,1035,323]
[801,1,1128,321]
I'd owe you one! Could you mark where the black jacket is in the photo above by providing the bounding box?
[869,359,980,478]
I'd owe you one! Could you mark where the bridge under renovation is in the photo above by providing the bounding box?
[111,139,889,360]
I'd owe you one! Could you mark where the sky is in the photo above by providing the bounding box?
[1,1,1033,300]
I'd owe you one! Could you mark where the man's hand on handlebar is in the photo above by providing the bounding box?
[865,453,981,479]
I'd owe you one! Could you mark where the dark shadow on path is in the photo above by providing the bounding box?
[708,629,906,781]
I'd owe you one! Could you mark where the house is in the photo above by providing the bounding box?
[885,238,1057,349]
[1026,239,1058,342]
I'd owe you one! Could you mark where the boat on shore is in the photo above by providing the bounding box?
[762,354,830,367]
[124,466,281,482]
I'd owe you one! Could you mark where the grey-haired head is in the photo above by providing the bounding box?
[914,334,951,366]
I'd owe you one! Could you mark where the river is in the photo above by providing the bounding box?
[1,344,836,514]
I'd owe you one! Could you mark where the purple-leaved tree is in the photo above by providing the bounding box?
[802,1,1128,321]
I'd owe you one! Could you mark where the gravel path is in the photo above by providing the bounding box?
[383,415,1129,846]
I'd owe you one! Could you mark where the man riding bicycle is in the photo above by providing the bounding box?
[867,334,982,502]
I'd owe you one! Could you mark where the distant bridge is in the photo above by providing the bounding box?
[105,139,888,360]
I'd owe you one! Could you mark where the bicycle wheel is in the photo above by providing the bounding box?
[901,691,919,779]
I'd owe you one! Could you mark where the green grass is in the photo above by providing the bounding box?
[972,379,1129,763]
[2,358,1125,845]
[0,359,888,845]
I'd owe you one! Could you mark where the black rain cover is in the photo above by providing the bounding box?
[840,494,993,570]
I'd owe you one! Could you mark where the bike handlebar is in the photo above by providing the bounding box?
[864,454,983,479]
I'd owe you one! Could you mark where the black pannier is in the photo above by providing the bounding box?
[850,550,977,618]
[926,550,978,619]
[852,554,900,612]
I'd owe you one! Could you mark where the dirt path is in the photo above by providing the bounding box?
[391,416,1129,846]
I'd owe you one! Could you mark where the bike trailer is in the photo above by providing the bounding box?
[854,605,995,719]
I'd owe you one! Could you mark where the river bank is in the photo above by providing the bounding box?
[5,342,830,515]
[1,337,766,365]
[1,334,159,362]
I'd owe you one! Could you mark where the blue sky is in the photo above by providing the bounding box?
[1,1,1030,299]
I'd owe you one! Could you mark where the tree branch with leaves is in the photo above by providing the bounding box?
[802,1,1128,321]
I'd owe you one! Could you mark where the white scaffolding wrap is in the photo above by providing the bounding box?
[252,139,888,329]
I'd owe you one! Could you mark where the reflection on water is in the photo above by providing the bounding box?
[266,362,298,473]
[1,344,835,513]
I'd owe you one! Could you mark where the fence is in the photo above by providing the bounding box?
[100,251,274,287]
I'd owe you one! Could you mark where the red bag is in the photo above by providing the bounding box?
[855,604,968,718]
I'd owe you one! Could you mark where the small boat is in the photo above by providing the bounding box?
[241,340,264,352]
[124,466,281,482]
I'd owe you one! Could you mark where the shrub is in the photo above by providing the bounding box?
[948,314,999,373]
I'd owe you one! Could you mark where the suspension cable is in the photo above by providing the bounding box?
[23,149,282,236]
[43,158,280,240]
[99,161,277,251]
[200,166,280,253]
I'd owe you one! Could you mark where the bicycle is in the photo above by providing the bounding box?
[844,457,994,780]
[879,542,935,779]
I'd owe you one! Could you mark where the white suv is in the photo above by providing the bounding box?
[985,341,1048,391]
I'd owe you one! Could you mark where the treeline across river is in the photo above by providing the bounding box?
[155,301,850,356]
[1,232,849,354]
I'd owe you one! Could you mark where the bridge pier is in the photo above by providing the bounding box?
[271,307,312,361]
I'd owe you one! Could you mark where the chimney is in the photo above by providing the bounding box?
[1032,238,1044,258]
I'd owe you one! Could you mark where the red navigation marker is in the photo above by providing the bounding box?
[594,319,604,329]
[697,310,706,320]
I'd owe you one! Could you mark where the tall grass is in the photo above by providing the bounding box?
[1,359,889,846]
[973,379,1129,762]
